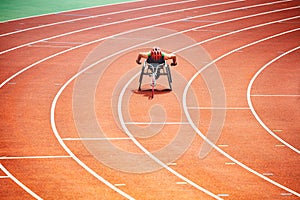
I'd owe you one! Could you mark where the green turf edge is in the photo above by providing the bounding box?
[0,0,140,22]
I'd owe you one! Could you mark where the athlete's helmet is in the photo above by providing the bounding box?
[151,47,162,61]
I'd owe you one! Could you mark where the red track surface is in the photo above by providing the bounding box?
[0,0,299,199]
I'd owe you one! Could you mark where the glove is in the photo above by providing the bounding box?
[136,60,141,65]
[171,62,177,66]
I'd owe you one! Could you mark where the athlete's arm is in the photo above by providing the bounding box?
[164,53,177,66]
[136,52,149,64]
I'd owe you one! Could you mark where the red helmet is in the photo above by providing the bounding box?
[151,47,162,61]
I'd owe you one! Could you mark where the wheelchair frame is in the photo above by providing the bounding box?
[138,61,173,97]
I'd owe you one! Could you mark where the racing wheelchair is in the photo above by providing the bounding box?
[138,61,173,98]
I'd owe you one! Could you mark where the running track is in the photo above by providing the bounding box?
[0,0,299,199]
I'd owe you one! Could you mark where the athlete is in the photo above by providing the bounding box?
[136,47,177,66]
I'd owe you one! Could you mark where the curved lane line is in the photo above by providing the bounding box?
[117,73,223,199]
[1,2,298,88]
[247,46,300,154]
[0,0,244,54]
[0,0,197,37]
[50,91,135,199]
[0,164,42,200]
[2,3,299,198]
[50,15,300,199]
[182,28,300,197]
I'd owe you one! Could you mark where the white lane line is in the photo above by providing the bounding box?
[0,164,42,200]
[0,0,145,23]
[2,0,290,55]
[114,183,126,187]
[176,181,188,185]
[124,122,189,125]
[117,71,222,199]
[0,0,195,36]
[182,29,300,197]
[27,44,73,48]
[49,11,299,200]
[218,194,230,197]
[218,144,229,147]
[62,137,131,141]
[0,176,10,178]
[262,173,274,176]
[1,3,297,199]
[1,1,296,89]
[0,156,71,160]
[51,109,135,198]
[0,0,238,54]
[251,94,300,97]
[247,45,300,154]
[188,107,250,110]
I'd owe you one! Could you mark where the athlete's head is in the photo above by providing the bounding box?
[151,47,162,61]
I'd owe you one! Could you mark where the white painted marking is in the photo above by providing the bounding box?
[167,163,177,166]
[247,45,300,155]
[281,193,292,196]
[182,29,300,197]
[2,0,289,55]
[188,107,250,110]
[1,1,297,89]
[114,183,126,187]
[2,2,297,199]
[273,130,283,132]
[0,164,42,200]
[124,122,189,125]
[0,155,71,160]
[262,173,274,176]
[251,94,300,97]
[7,82,16,85]
[176,181,188,185]
[225,162,236,165]
[62,137,131,141]
[0,176,9,179]
[42,41,84,45]
[275,144,285,147]
[218,144,229,147]
[218,194,230,197]
[28,44,73,48]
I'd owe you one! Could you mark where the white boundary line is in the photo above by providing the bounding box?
[117,72,223,199]
[0,164,42,200]
[62,137,131,141]
[1,2,298,199]
[251,94,300,97]
[5,0,299,55]
[182,29,300,197]
[0,0,145,23]
[188,107,250,110]
[0,156,71,160]
[1,1,297,88]
[0,0,196,36]
[247,46,300,154]
[124,122,190,125]
[0,0,244,54]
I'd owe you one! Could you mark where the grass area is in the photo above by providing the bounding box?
[0,0,135,22]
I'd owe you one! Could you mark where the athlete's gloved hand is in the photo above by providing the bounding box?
[136,60,141,65]
[171,62,177,66]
